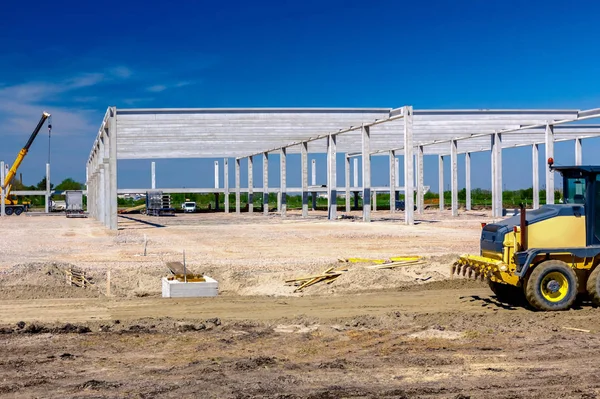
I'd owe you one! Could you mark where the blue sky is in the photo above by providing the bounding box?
[1,0,599,192]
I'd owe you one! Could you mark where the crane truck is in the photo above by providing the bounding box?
[2,112,51,216]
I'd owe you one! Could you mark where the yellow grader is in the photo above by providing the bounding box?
[454,159,600,311]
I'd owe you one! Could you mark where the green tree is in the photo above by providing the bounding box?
[36,177,54,190]
[55,178,83,191]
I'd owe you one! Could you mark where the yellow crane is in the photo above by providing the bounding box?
[2,112,51,216]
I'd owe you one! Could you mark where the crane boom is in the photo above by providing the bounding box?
[3,112,51,199]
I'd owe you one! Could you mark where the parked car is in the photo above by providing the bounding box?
[182,201,197,213]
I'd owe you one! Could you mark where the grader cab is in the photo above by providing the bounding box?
[454,159,600,311]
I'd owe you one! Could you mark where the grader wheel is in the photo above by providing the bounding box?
[586,266,600,306]
[525,260,578,311]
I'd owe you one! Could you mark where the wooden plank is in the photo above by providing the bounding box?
[166,261,188,276]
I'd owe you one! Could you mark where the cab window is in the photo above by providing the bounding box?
[564,177,586,204]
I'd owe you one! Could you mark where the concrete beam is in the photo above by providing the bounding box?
[362,125,371,222]
[280,148,287,216]
[301,142,308,217]
[532,144,539,209]
[263,152,269,215]
[465,152,471,211]
[546,124,555,205]
[451,140,458,217]
[327,134,337,220]
[403,105,415,225]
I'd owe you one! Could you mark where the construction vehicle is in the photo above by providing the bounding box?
[454,158,600,310]
[145,190,175,216]
[2,112,51,216]
[65,190,87,218]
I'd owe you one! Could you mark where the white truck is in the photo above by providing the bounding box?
[182,201,196,213]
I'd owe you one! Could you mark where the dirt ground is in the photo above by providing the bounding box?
[1,209,599,398]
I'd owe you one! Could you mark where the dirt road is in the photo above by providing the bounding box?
[2,283,600,398]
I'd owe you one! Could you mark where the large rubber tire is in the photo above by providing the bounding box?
[14,207,23,216]
[586,266,600,306]
[4,207,13,216]
[488,280,525,305]
[525,260,578,311]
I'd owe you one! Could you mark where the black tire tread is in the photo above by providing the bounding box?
[587,266,600,306]
[525,260,578,311]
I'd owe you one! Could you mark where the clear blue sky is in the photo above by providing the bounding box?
[1,0,599,191]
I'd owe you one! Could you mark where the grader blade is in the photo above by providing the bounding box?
[452,255,508,280]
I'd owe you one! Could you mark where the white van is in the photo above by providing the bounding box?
[182,202,196,213]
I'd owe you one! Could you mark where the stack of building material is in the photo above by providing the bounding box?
[286,265,349,292]
[64,266,92,288]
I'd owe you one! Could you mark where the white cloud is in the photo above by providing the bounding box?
[110,66,133,79]
[147,84,167,93]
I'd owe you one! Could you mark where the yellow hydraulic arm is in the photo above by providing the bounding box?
[3,112,51,202]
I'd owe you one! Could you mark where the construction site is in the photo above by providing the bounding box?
[3,106,600,398]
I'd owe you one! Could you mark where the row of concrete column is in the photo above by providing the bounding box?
[0,161,52,216]
[87,107,118,230]
[437,125,583,217]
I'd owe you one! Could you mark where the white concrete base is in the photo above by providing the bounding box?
[161,276,218,298]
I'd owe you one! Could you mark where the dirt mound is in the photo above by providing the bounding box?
[0,262,103,300]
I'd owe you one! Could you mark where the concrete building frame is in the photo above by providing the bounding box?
[87,106,600,230]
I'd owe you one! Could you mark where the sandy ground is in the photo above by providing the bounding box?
[1,209,599,398]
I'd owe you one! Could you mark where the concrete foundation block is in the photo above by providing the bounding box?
[161,276,218,298]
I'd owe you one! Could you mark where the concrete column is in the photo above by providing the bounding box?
[438,155,444,211]
[214,161,219,188]
[389,150,396,213]
[373,190,377,211]
[301,142,309,217]
[575,138,582,166]
[248,156,254,213]
[224,158,229,213]
[451,140,458,217]
[545,124,554,205]
[311,159,317,210]
[416,146,424,214]
[532,144,539,209]
[46,163,51,214]
[353,157,359,211]
[280,148,287,216]
[263,152,269,215]
[345,155,351,213]
[214,161,220,211]
[327,134,337,220]
[362,125,371,222]
[108,108,118,230]
[151,162,156,189]
[1,161,5,217]
[403,106,414,225]
[235,158,241,214]
[465,152,471,211]
[491,132,503,217]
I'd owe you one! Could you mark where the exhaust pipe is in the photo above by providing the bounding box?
[519,203,527,250]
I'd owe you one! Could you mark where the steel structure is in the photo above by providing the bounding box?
[87,106,600,230]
